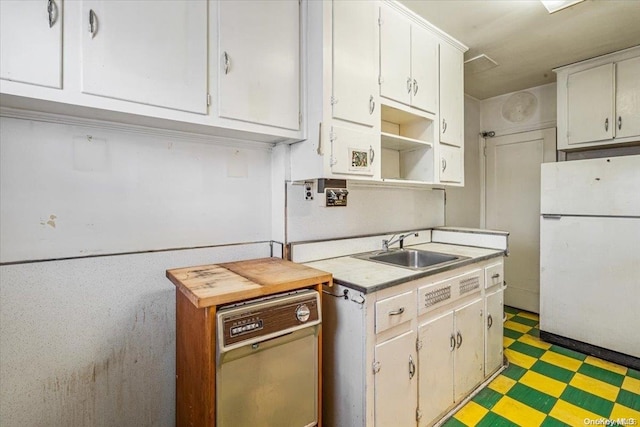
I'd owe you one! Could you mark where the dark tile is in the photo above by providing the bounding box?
[442,416,468,427]
[530,360,575,383]
[509,341,547,359]
[529,327,541,338]
[506,383,558,413]
[540,415,572,426]
[504,306,519,315]
[502,363,527,381]
[560,385,614,418]
[627,368,640,380]
[578,363,625,387]
[549,345,587,361]
[616,389,640,412]
[504,327,524,340]
[475,411,520,427]
[473,386,504,410]
[510,315,538,327]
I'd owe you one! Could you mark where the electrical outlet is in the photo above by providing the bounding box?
[304,182,313,200]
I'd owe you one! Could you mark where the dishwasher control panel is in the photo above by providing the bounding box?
[217,290,321,352]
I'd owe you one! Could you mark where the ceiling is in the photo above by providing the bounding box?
[398,0,640,100]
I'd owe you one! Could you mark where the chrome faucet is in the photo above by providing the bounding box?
[382,232,419,251]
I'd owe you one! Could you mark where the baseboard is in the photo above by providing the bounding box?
[540,330,640,371]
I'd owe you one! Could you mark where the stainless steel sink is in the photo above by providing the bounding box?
[354,249,465,270]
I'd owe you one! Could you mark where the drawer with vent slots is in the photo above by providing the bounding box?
[418,269,483,315]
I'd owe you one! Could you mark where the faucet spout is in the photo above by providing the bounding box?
[382,232,419,251]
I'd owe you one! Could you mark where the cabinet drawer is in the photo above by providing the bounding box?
[455,269,483,296]
[485,262,504,289]
[418,281,454,316]
[376,291,415,334]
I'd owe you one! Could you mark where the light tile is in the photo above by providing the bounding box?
[519,370,567,398]
[454,401,489,426]
[610,402,640,420]
[540,350,583,372]
[518,333,552,350]
[503,337,515,348]
[491,395,546,426]
[505,348,537,369]
[569,372,620,402]
[584,355,628,376]
[488,375,517,395]
[517,311,539,321]
[549,400,601,426]
[504,320,532,334]
[622,376,640,395]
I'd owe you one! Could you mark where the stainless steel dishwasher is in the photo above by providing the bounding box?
[216,289,321,427]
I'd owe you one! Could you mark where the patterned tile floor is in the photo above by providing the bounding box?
[443,306,640,426]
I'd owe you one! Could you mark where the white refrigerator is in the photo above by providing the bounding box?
[539,155,640,363]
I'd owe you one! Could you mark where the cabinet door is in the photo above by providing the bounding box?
[615,56,640,139]
[81,0,207,114]
[0,0,62,88]
[485,289,504,376]
[439,42,464,147]
[453,298,484,402]
[567,63,614,145]
[330,125,377,177]
[333,0,378,127]
[439,144,463,184]
[418,311,454,427]
[374,330,417,427]
[219,0,300,130]
[410,26,438,114]
[379,5,411,106]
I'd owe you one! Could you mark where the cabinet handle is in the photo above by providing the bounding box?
[450,334,456,351]
[388,307,404,316]
[492,273,501,279]
[487,314,493,329]
[408,355,416,379]
[369,95,375,115]
[369,145,375,164]
[223,51,231,75]
[604,118,609,132]
[47,0,58,28]
[413,79,418,96]
[618,116,622,130]
[442,158,447,172]
[456,331,462,349]
[442,118,447,134]
[407,77,412,94]
[88,9,97,38]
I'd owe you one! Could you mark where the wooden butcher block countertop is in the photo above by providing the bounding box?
[166,257,333,308]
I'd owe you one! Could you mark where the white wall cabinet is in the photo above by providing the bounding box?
[439,41,464,148]
[380,5,438,114]
[556,46,640,150]
[323,257,504,427]
[81,0,208,114]
[217,0,300,130]
[439,144,463,184]
[0,0,62,89]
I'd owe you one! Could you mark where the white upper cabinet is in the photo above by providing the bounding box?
[0,0,62,88]
[615,56,640,140]
[81,0,208,114]
[556,46,640,150]
[333,0,378,127]
[379,5,438,114]
[439,41,464,147]
[218,0,300,130]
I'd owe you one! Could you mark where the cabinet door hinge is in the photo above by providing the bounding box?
[378,17,383,26]
[416,338,423,351]
[330,96,338,106]
[483,145,487,157]
[206,93,211,107]
[372,361,381,374]
[416,409,422,421]
[378,75,384,85]
[299,112,302,127]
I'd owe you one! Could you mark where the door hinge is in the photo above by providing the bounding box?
[416,338,423,351]
[416,409,422,421]
[206,93,211,106]
[378,17,383,26]
[378,75,384,85]
[483,145,487,156]
[372,361,381,374]
[299,112,302,127]
[330,96,338,106]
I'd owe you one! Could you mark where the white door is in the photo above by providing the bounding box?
[453,298,484,402]
[616,56,640,139]
[219,0,300,130]
[379,4,411,105]
[439,42,464,147]
[82,0,207,114]
[418,311,454,427]
[0,0,62,88]
[485,289,504,376]
[567,63,615,145]
[485,128,556,313]
[333,0,378,127]
[410,25,438,114]
[374,330,417,427]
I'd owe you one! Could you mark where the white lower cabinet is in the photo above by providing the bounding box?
[485,288,505,376]
[323,257,504,427]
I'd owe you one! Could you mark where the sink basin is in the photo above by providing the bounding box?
[356,249,464,270]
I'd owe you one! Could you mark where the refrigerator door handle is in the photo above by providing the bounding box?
[542,214,562,220]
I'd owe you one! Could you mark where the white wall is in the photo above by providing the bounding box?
[0,116,277,426]
[445,96,482,228]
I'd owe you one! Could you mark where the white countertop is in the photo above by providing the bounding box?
[305,242,504,294]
